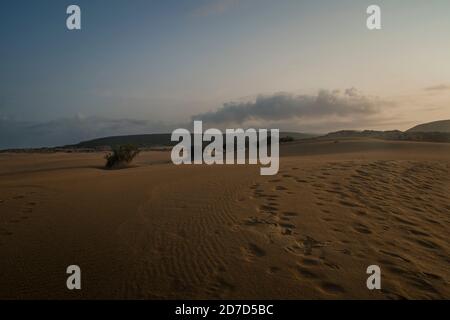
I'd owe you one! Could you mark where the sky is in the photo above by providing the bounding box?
[1,0,450,148]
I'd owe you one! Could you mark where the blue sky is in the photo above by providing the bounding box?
[1,0,450,148]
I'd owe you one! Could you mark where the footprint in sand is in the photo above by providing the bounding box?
[280,222,296,229]
[316,202,325,207]
[282,211,299,217]
[241,243,266,261]
[295,265,319,279]
[244,216,277,227]
[280,229,292,236]
[259,205,278,214]
[319,282,346,294]
[285,236,328,256]
[267,266,280,274]
[205,276,236,298]
[352,222,372,234]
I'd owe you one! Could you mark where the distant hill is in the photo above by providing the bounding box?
[73,134,173,149]
[70,132,316,149]
[324,130,450,143]
[407,120,450,133]
[65,126,450,150]
[324,130,403,139]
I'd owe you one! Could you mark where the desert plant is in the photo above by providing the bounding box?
[104,144,140,169]
[280,136,295,143]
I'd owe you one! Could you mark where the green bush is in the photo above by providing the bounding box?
[105,144,140,169]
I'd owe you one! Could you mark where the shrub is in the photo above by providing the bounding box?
[280,136,295,143]
[104,144,140,169]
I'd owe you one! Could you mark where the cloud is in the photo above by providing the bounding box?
[424,84,450,91]
[192,89,392,129]
[0,116,174,149]
[191,0,241,17]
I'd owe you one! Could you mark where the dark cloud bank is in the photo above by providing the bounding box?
[0,89,393,149]
[193,89,391,128]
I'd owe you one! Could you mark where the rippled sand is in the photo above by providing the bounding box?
[0,139,449,299]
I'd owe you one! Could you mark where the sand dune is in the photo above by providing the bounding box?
[0,139,449,299]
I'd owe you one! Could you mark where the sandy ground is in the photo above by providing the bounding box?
[0,139,449,299]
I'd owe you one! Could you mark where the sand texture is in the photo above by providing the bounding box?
[0,139,449,299]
